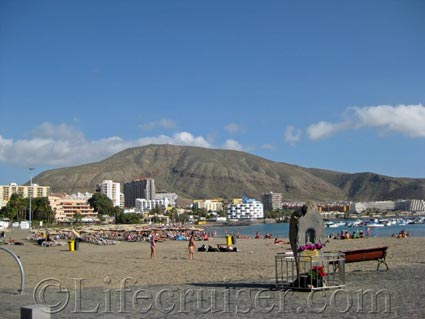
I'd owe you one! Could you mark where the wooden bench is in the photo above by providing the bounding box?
[331,246,389,271]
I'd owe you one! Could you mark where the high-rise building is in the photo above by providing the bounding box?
[262,192,282,212]
[98,180,122,208]
[0,183,51,208]
[123,178,156,207]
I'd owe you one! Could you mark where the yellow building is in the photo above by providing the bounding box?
[0,183,51,208]
[231,198,243,204]
[192,198,224,212]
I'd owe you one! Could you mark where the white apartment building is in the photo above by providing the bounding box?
[396,199,425,213]
[227,197,264,220]
[98,180,122,208]
[155,192,178,207]
[351,200,425,214]
[135,198,169,212]
[409,200,425,212]
[350,201,396,213]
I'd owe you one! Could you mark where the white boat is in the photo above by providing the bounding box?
[328,224,340,228]
[398,221,408,226]
[326,221,346,228]
[368,223,384,228]
[348,219,364,227]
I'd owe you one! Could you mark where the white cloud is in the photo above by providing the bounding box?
[284,125,302,145]
[139,118,177,130]
[307,104,425,140]
[165,131,211,147]
[0,123,212,168]
[306,121,350,140]
[223,139,243,151]
[352,104,425,137]
[225,123,244,134]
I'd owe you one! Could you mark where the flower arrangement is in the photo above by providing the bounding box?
[298,242,324,252]
[310,265,327,279]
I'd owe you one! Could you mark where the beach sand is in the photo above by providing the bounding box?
[1,228,425,318]
[1,228,424,288]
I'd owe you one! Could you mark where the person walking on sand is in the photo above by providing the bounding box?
[150,233,156,259]
[188,235,196,260]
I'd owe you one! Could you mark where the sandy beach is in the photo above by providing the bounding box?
[2,228,425,318]
[1,228,424,289]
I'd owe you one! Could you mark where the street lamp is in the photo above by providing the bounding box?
[29,167,35,228]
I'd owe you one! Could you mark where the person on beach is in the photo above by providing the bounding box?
[274,237,287,245]
[188,235,196,260]
[150,233,156,259]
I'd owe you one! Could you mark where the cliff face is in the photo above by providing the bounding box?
[32,144,425,201]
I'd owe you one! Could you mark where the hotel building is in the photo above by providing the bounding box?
[227,197,264,220]
[0,183,51,208]
[262,192,283,212]
[192,199,224,212]
[123,178,156,207]
[97,180,122,208]
[49,195,97,222]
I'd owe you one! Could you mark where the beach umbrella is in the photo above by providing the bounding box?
[72,228,81,238]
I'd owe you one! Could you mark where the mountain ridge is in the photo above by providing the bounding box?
[32,144,425,202]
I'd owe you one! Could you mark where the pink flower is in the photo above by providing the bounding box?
[298,242,325,252]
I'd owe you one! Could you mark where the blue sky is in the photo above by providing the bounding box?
[1,0,425,185]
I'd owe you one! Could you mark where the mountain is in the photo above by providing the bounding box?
[32,144,425,202]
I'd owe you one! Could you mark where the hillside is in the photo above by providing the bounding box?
[32,144,425,201]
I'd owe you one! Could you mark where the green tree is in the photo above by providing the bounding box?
[0,206,7,219]
[150,205,165,216]
[32,197,55,225]
[175,213,189,223]
[265,208,293,219]
[217,209,227,217]
[112,206,123,222]
[115,212,141,224]
[192,207,208,218]
[3,194,26,221]
[167,207,178,222]
[73,212,83,224]
[88,193,116,216]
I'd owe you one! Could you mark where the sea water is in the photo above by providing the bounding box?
[205,221,425,238]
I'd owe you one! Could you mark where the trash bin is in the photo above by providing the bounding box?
[226,235,232,247]
[68,240,75,252]
[74,239,79,251]
[231,234,236,245]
